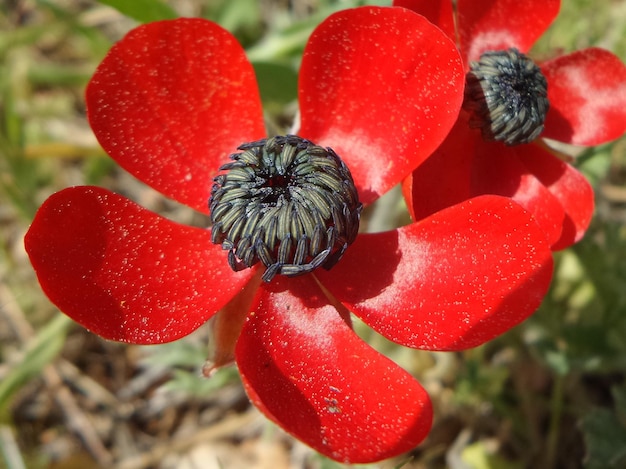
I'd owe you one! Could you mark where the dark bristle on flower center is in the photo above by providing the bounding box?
[463,48,549,146]
[209,135,363,283]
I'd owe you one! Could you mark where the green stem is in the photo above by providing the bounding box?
[545,373,565,468]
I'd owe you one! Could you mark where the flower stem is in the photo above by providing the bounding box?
[545,373,565,468]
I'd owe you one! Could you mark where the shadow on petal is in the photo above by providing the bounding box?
[236,275,432,463]
[516,142,594,249]
[543,104,575,144]
[541,48,626,146]
[299,6,465,206]
[26,187,128,338]
[316,228,402,305]
[319,196,554,350]
[471,139,566,246]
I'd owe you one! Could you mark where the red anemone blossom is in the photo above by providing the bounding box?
[25,7,553,463]
[395,0,626,250]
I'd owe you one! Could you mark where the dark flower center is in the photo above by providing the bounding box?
[209,135,363,283]
[464,48,549,146]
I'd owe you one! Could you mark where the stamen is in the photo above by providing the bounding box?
[464,48,549,146]
[209,135,362,282]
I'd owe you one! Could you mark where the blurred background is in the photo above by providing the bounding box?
[1,0,626,468]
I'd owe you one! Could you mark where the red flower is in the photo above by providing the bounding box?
[24,7,553,463]
[395,0,626,250]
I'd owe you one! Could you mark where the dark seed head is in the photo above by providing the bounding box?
[209,135,362,282]
[464,48,549,146]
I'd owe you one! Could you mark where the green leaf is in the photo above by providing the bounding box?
[141,341,208,369]
[314,454,379,469]
[0,314,72,419]
[252,61,298,105]
[581,407,626,469]
[544,349,570,375]
[84,155,118,186]
[612,385,626,425]
[462,440,525,469]
[95,0,177,23]
[577,143,613,186]
[209,0,261,35]
[162,367,239,397]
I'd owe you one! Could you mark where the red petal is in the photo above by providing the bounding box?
[392,0,456,41]
[541,48,626,145]
[469,140,566,246]
[516,143,595,250]
[457,0,560,64]
[402,114,475,221]
[298,6,464,205]
[86,18,265,213]
[405,113,566,246]
[24,187,254,344]
[236,275,432,463]
[317,196,554,350]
